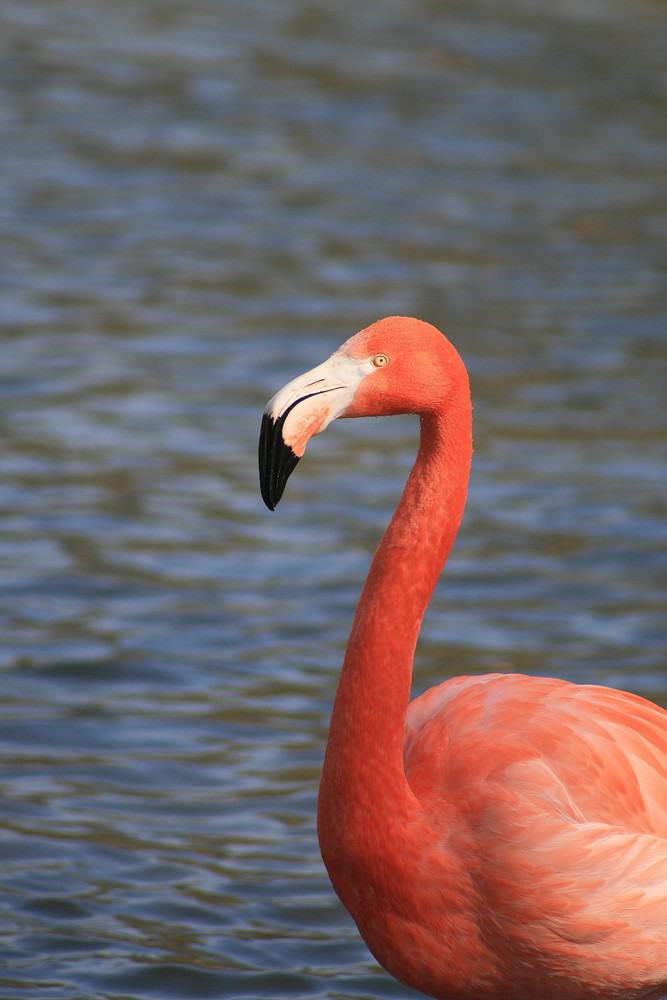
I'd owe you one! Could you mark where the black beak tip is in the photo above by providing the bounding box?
[261,485,278,511]
[259,412,301,511]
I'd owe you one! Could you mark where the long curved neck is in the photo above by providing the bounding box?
[318,380,472,844]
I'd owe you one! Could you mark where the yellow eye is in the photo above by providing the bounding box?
[371,354,388,368]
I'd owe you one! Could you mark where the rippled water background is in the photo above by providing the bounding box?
[1,0,666,997]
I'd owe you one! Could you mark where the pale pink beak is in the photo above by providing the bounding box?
[259,352,367,509]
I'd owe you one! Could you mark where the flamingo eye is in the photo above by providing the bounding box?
[371,354,389,368]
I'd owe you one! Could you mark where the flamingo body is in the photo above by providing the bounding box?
[259,317,667,1000]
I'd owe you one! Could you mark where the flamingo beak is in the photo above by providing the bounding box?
[259,352,366,510]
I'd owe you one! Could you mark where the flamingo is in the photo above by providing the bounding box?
[258,316,667,1000]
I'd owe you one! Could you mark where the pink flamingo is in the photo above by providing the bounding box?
[258,316,667,1000]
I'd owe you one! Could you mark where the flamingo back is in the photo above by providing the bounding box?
[402,674,667,998]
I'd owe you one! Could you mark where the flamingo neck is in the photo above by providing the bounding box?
[318,384,472,853]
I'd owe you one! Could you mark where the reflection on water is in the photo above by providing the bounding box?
[1,0,666,996]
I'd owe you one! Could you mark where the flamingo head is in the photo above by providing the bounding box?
[259,316,466,509]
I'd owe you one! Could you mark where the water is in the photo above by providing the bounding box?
[1,0,666,997]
